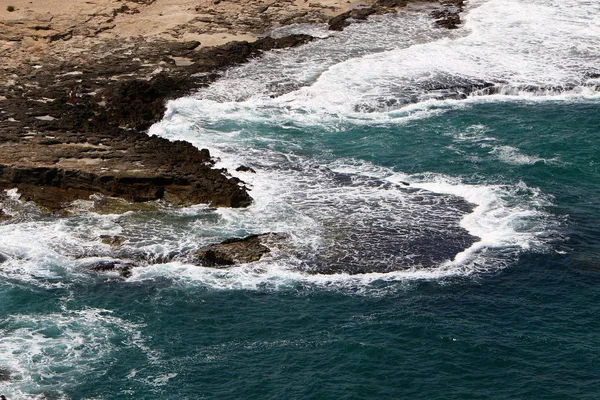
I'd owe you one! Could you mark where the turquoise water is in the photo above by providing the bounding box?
[2,0,600,398]
[2,100,599,400]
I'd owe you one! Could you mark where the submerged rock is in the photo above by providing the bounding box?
[90,197,160,215]
[77,247,179,277]
[0,368,11,381]
[84,260,135,278]
[193,233,289,267]
[235,165,256,173]
[100,235,126,247]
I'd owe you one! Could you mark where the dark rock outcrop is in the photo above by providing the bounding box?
[0,0,467,212]
[0,35,317,211]
[100,235,126,247]
[84,260,135,278]
[186,35,314,75]
[76,233,288,276]
[193,233,289,267]
[0,143,252,210]
[236,165,256,173]
[431,0,464,29]
[327,0,424,32]
[328,7,378,31]
[328,12,353,31]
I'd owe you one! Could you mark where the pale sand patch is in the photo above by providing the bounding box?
[0,0,388,85]
[0,0,370,52]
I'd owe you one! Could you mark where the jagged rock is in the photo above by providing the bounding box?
[0,1,463,213]
[0,209,10,221]
[0,134,252,210]
[236,165,256,173]
[0,253,8,264]
[328,6,389,31]
[0,35,322,212]
[84,260,135,278]
[193,233,288,267]
[328,12,352,31]
[187,35,314,74]
[100,235,125,246]
[351,7,377,20]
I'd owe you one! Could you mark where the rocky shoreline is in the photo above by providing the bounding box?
[1,0,463,214]
[0,0,465,272]
[0,34,319,211]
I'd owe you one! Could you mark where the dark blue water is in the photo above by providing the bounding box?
[2,99,600,399]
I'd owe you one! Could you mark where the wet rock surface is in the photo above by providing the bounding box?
[236,165,256,173]
[0,35,316,211]
[193,233,289,266]
[72,232,288,277]
[328,0,463,32]
[100,235,126,247]
[430,0,464,29]
[328,8,377,31]
[303,191,478,275]
[84,260,135,278]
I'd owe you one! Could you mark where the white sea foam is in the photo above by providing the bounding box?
[0,211,127,286]
[489,145,545,166]
[145,66,563,289]
[391,174,556,267]
[2,144,554,291]
[167,0,599,127]
[124,136,557,290]
[194,9,453,103]
[2,0,584,291]
[0,308,153,400]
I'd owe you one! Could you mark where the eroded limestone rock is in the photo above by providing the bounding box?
[193,233,289,266]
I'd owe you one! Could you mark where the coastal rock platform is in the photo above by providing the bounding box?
[0,0,463,212]
[0,35,318,210]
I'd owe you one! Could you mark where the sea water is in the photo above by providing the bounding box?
[1,0,599,398]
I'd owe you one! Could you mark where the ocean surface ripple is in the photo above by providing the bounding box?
[1,0,600,398]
